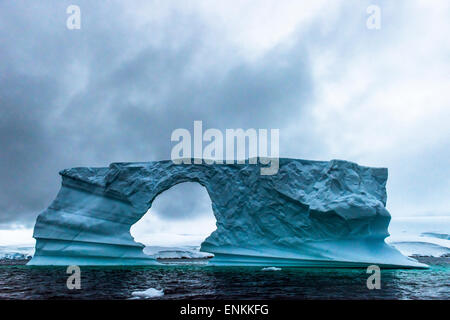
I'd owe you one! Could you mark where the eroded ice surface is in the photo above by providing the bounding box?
[28,158,426,268]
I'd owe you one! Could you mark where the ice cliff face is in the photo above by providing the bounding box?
[29,159,426,267]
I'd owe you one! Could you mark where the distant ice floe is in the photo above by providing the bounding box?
[0,246,34,260]
[261,267,282,271]
[387,217,450,258]
[131,288,164,299]
[387,236,450,257]
[421,232,450,240]
[143,246,213,259]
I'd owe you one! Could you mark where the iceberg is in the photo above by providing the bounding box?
[0,246,34,260]
[28,158,426,268]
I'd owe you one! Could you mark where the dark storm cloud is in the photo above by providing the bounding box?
[149,182,213,220]
[0,70,58,225]
[0,1,313,226]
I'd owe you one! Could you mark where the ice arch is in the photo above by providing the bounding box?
[29,159,426,267]
[131,182,217,248]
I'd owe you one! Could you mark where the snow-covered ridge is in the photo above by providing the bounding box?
[28,159,426,267]
[421,232,450,240]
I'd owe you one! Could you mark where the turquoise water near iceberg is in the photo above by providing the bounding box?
[0,257,448,300]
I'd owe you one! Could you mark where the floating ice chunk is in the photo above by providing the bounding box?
[261,267,281,271]
[131,288,164,299]
[388,238,449,257]
[155,250,213,259]
[0,246,34,260]
[421,232,450,240]
[142,246,214,260]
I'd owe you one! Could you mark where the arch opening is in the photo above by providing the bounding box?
[130,182,217,262]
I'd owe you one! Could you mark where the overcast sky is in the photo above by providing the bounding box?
[0,1,449,244]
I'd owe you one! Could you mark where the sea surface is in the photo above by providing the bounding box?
[0,216,449,300]
[0,257,448,300]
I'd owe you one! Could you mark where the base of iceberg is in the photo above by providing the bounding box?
[143,246,214,259]
[204,242,426,268]
[28,159,428,268]
[27,239,426,268]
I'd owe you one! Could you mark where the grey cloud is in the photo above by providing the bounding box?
[2,0,447,227]
[149,182,213,220]
[0,1,314,225]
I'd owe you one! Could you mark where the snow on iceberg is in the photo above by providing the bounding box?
[28,158,427,268]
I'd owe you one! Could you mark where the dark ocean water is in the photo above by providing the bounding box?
[0,257,448,300]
